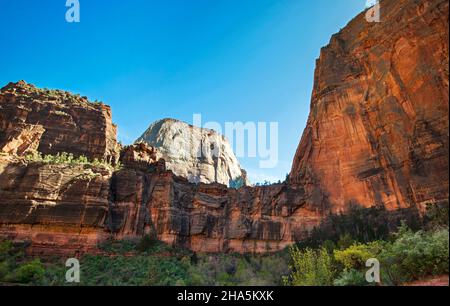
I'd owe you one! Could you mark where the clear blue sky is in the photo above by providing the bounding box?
[0,0,365,183]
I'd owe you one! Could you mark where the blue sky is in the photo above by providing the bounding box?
[0,0,365,183]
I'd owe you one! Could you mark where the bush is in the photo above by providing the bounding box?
[0,240,13,258]
[184,252,289,286]
[136,235,158,253]
[285,223,449,286]
[0,260,11,280]
[336,234,355,250]
[284,247,335,286]
[298,205,422,248]
[98,238,138,254]
[380,226,449,285]
[333,269,368,286]
[424,202,449,229]
[8,259,45,284]
[25,152,122,171]
[334,242,382,270]
[1,238,290,286]
[2,225,447,286]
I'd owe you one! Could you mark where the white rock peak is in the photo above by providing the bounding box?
[136,118,248,187]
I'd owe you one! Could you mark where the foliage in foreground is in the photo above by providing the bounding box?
[0,241,45,284]
[0,236,289,286]
[379,226,449,285]
[284,225,449,286]
[283,247,335,286]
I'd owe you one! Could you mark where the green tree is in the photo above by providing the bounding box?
[9,259,45,284]
[284,246,335,286]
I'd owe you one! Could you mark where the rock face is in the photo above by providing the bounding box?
[0,81,120,163]
[290,0,449,213]
[0,154,112,255]
[0,152,321,254]
[0,0,448,254]
[136,118,248,187]
[109,151,322,253]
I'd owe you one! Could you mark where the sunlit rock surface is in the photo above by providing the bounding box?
[136,118,249,187]
[290,0,449,213]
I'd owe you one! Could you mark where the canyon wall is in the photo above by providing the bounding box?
[0,0,448,254]
[0,142,322,254]
[291,0,449,213]
[110,145,322,253]
[0,154,112,256]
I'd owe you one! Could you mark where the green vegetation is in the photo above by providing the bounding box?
[254,180,283,187]
[23,84,101,105]
[229,176,245,189]
[0,241,45,285]
[186,252,289,286]
[282,203,448,286]
[283,247,335,286]
[25,152,122,171]
[333,269,367,286]
[1,204,447,286]
[334,242,383,270]
[379,226,449,285]
[424,202,449,229]
[297,205,422,249]
[0,236,289,286]
[284,224,449,286]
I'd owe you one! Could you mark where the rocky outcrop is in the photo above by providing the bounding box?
[120,142,164,171]
[0,81,120,163]
[136,118,249,187]
[290,0,449,213]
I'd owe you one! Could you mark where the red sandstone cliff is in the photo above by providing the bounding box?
[290,0,449,213]
[0,0,448,254]
[0,81,120,163]
[0,143,321,254]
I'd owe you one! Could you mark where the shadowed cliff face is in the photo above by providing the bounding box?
[290,0,449,213]
[0,0,448,254]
